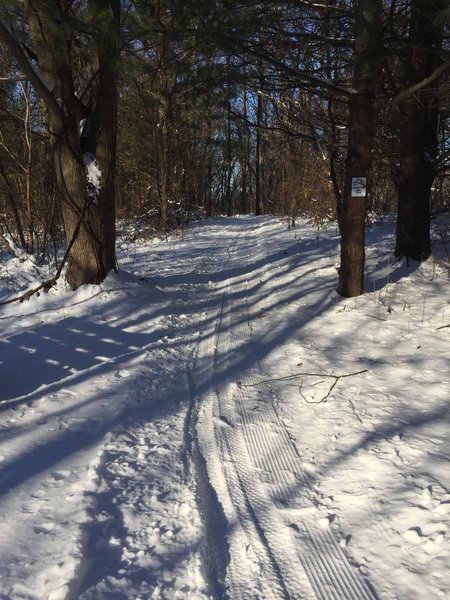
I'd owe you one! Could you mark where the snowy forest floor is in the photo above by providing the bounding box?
[0,215,449,600]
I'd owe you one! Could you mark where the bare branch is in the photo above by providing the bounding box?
[0,75,27,83]
[0,21,62,121]
[393,57,450,105]
[212,33,353,99]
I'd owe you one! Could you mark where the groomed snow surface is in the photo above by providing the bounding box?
[0,215,449,600]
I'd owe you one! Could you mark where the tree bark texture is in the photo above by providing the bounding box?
[394,0,446,262]
[0,154,27,249]
[255,87,264,217]
[26,0,119,289]
[337,0,382,298]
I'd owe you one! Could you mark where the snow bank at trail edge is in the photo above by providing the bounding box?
[0,214,448,600]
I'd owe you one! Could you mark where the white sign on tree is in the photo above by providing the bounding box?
[351,177,367,197]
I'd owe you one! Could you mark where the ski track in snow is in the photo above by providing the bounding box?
[0,215,449,599]
[193,221,380,599]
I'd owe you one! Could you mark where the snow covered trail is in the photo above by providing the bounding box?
[0,244,211,598]
[0,215,449,599]
[192,219,379,599]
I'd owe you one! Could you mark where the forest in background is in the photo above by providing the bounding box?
[0,0,449,295]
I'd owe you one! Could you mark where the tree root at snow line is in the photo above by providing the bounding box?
[0,198,89,307]
[238,370,368,404]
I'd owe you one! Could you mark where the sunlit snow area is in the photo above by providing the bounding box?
[0,215,449,599]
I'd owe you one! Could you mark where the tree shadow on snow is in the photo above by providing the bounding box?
[0,215,444,598]
[0,316,159,403]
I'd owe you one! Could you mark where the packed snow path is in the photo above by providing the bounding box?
[1,216,449,599]
[190,221,379,599]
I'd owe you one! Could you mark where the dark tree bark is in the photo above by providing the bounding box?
[0,154,27,250]
[240,88,250,214]
[205,115,213,217]
[337,0,382,298]
[254,84,264,216]
[225,101,233,217]
[394,0,446,262]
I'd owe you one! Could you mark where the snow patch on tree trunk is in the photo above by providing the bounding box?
[83,152,102,200]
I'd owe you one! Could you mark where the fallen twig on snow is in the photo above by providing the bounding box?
[238,369,368,403]
[238,369,368,390]
[298,370,368,404]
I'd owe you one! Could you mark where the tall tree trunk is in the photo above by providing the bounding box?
[337,0,382,298]
[226,102,233,217]
[395,108,433,260]
[54,126,106,289]
[79,0,119,283]
[206,115,213,216]
[240,88,250,214]
[255,89,264,216]
[159,111,170,231]
[394,0,445,261]
[22,0,119,289]
[22,82,34,252]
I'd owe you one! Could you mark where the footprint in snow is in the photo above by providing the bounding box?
[33,522,56,534]
[420,486,434,506]
[403,527,423,543]
[22,487,53,514]
[21,500,50,515]
[148,443,171,455]
[115,369,131,378]
[51,470,71,481]
[435,500,450,515]
[175,501,192,518]
[423,532,446,554]
[319,514,336,528]
[37,470,73,490]
[303,462,317,475]
[339,534,352,548]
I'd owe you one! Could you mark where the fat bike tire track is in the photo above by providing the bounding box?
[188,219,379,600]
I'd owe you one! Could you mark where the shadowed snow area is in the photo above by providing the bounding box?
[0,215,449,599]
